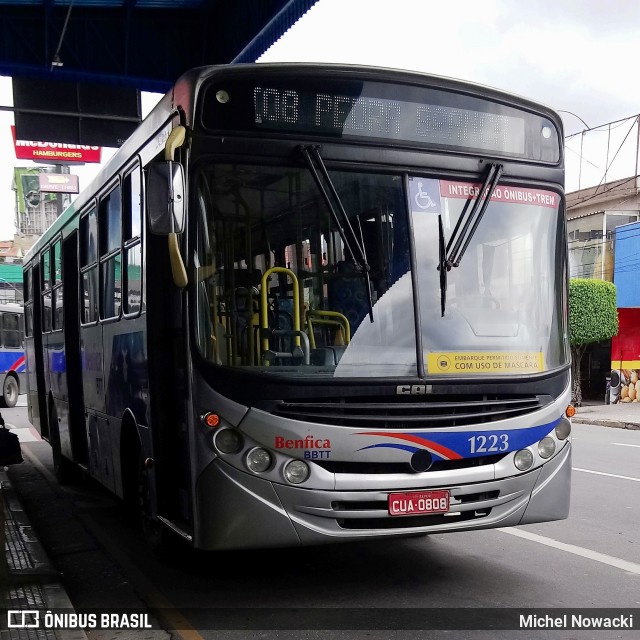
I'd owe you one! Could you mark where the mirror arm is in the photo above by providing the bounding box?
[168,232,188,288]
[164,125,186,161]
[164,125,188,288]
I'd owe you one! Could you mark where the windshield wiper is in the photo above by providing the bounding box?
[299,145,374,322]
[438,214,447,317]
[438,162,503,316]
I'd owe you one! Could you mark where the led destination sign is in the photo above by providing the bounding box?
[254,88,521,154]
[202,77,560,161]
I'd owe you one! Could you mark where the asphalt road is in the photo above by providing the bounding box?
[4,401,640,640]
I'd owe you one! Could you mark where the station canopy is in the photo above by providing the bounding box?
[1,0,317,146]
[0,0,317,92]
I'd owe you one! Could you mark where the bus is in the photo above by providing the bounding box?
[23,63,572,551]
[0,303,25,408]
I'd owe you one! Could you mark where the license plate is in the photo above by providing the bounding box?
[388,490,450,516]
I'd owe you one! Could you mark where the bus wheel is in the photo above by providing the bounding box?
[49,406,77,485]
[1,375,18,408]
[138,458,175,558]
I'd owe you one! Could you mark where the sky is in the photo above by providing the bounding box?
[1,0,640,239]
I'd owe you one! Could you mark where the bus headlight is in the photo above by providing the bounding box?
[555,418,571,440]
[538,437,556,459]
[514,449,534,471]
[246,448,273,473]
[213,428,243,454]
[284,459,310,484]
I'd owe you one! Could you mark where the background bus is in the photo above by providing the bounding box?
[0,303,25,408]
[23,63,571,551]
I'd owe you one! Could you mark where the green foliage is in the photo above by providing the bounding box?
[568,278,618,346]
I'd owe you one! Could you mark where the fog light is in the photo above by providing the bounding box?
[555,418,571,440]
[514,449,534,471]
[246,448,272,473]
[214,428,243,454]
[284,459,310,484]
[538,436,556,459]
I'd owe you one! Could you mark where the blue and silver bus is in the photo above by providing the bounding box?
[23,64,572,550]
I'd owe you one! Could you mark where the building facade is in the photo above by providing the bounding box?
[11,167,72,238]
[567,176,640,401]
[1,167,75,303]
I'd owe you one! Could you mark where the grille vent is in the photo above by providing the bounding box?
[314,454,505,475]
[271,394,549,428]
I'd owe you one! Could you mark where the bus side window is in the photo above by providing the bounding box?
[52,239,63,330]
[99,185,122,320]
[2,313,22,348]
[41,248,52,333]
[80,208,99,324]
[123,166,143,315]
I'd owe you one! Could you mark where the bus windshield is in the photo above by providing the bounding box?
[194,163,567,378]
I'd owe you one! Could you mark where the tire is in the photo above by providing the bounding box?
[121,428,179,558]
[1,375,18,408]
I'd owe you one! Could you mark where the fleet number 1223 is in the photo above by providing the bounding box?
[468,434,509,453]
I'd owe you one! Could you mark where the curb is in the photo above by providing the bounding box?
[572,416,640,430]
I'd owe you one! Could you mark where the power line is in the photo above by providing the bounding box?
[559,110,591,130]
[564,113,640,140]
[567,175,638,210]
[565,114,639,200]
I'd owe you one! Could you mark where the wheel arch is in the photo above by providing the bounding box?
[6,369,19,389]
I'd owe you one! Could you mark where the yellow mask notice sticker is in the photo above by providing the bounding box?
[426,351,545,374]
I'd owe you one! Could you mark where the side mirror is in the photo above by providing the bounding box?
[147,161,185,234]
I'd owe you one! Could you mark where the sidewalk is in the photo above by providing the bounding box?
[573,400,640,430]
[1,467,87,640]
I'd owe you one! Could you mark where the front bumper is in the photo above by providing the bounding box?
[193,441,571,550]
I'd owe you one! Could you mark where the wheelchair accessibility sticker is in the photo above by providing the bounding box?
[409,177,441,214]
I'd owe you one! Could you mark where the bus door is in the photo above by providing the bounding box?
[145,229,189,524]
[145,158,190,527]
[63,230,89,465]
[30,262,49,438]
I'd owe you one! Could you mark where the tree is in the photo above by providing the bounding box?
[568,278,618,406]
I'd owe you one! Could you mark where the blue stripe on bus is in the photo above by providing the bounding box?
[0,350,26,373]
[356,419,561,461]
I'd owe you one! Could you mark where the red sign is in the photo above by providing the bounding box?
[11,126,102,163]
[440,180,559,209]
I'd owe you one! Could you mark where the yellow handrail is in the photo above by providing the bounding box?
[306,309,350,347]
[260,267,300,353]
